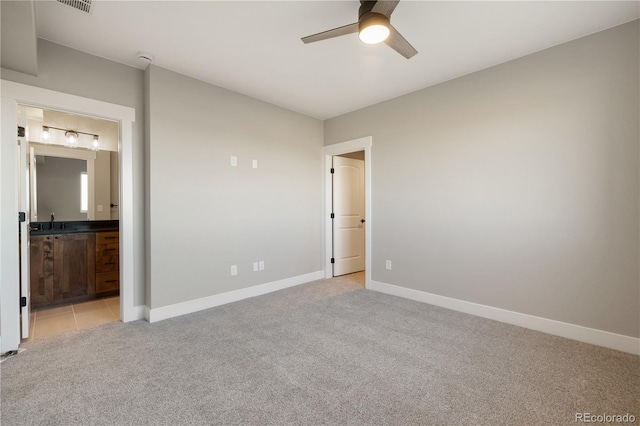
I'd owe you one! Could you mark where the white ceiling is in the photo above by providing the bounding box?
[34,1,639,120]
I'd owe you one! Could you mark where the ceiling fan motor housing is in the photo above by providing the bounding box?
[358,12,390,32]
[359,1,376,17]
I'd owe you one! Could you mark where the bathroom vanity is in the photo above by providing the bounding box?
[29,220,119,309]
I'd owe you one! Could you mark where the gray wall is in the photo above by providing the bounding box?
[2,39,146,306]
[36,156,87,221]
[324,21,640,338]
[110,151,119,220]
[145,65,323,309]
[94,150,111,221]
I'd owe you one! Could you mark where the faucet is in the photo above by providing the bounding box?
[50,213,55,230]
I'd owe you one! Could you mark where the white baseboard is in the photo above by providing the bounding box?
[122,305,146,322]
[148,271,325,323]
[370,280,640,356]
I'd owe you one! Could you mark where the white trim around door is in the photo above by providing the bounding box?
[322,137,372,289]
[0,80,140,353]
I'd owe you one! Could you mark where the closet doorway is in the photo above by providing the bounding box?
[323,137,372,289]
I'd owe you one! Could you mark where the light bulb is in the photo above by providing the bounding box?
[65,131,78,146]
[42,126,50,141]
[92,135,100,150]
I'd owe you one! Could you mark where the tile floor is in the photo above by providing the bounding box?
[26,297,120,342]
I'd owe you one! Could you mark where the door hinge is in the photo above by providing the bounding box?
[330,258,335,264]
[18,212,26,223]
[17,126,25,137]
[20,297,27,308]
[330,213,335,219]
[330,168,334,174]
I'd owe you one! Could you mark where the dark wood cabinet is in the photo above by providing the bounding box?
[53,233,96,300]
[29,235,54,306]
[30,232,96,308]
[95,231,120,294]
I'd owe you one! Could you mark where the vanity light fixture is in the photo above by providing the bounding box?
[40,125,101,150]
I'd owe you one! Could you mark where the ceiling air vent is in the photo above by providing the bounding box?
[56,0,93,14]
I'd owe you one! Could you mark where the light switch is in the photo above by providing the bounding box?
[97,205,103,212]
[252,160,258,169]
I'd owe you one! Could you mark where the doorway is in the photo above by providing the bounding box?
[322,137,372,289]
[0,80,136,354]
[22,107,122,340]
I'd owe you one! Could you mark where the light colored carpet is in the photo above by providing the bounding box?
[1,275,638,425]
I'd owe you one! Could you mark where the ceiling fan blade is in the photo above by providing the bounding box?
[385,25,418,59]
[301,23,359,44]
[371,0,400,18]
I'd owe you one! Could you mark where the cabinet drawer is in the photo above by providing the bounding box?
[96,271,119,293]
[96,255,119,272]
[96,232,119,245]
[96,243,119,257]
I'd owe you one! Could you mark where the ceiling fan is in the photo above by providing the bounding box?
[301,0,417,59]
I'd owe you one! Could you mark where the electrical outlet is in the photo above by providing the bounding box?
[259,261,265,271]
[385,260,392,270]
[230,155,237,167]
[231,265,238,276]
[253,262,258,272]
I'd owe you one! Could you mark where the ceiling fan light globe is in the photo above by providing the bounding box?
[358,13,390,44]
[359,24,390,44]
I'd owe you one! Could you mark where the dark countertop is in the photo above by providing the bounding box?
[29,220,119,236]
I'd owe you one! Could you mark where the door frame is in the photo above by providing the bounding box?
[17,106,30,339]
[322,136,372,289]
[0,80,136,353]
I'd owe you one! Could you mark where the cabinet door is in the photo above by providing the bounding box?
[53,233,96,300]
[29,235,54,305]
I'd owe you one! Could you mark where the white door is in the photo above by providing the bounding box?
[18,107,31,339]
[332,156,365,276]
